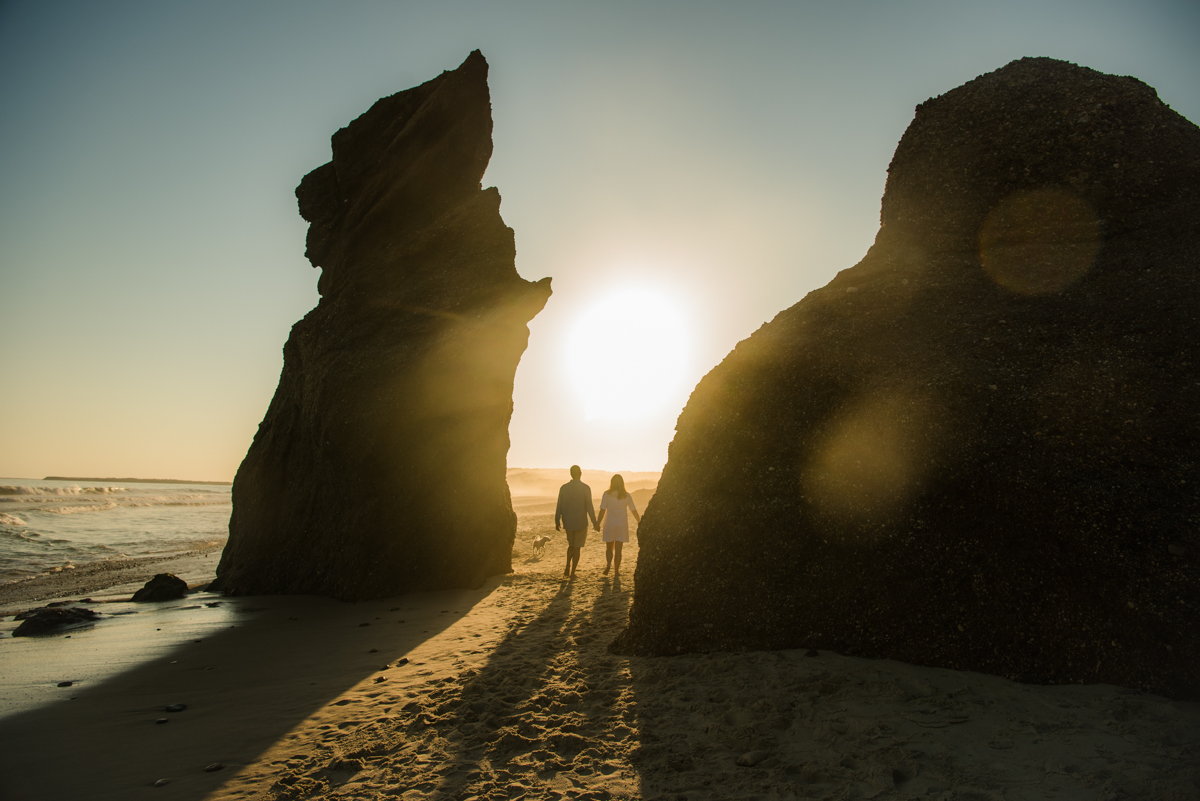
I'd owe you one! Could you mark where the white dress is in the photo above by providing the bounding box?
[600,491,638,543]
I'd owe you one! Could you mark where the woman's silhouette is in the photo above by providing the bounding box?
[595,474,640,576]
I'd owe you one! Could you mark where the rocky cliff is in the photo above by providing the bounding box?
[214,51,551,600]
[613,58,1200,699]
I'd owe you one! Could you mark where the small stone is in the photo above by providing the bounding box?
[374,676,387,683]
[397,657,409,666]
[736,751,769,767]
[153,779,169,787]
[156,718,169,724]
[203,763,223,772]
[369,648,378,653]
[165,703,187,712]
[57,681,73,687]
[205,601,221,607]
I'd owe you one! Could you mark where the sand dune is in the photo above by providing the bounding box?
[0,497,1195,800]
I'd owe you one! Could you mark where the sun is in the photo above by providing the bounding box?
[565,288,689,421]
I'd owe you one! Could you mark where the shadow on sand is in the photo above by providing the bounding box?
[0,583,500,801]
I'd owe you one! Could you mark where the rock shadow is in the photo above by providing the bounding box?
[0,586,497,800]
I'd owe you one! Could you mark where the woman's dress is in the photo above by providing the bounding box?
[600,491,638,543]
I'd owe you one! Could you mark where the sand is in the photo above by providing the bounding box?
[1,497,1196,800]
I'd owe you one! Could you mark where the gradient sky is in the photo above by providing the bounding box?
[1,1,1197,481]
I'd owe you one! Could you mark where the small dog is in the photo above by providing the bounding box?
[532,535,551,558]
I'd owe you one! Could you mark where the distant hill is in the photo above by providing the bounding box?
[507,467,660,498]
[43,476,232,486]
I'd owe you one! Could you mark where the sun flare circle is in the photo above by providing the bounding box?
[566,288,689,421]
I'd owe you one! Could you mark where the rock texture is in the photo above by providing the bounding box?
[614,58,1200,699]
[131,573,188,602]
[13,606,100,636]
[214,51,551,600]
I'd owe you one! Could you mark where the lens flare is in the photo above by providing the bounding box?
[566,288,689,421]
[802,390,939,531]
[979,187,1101,295]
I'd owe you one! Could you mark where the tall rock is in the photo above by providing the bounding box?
[614,58,1200,699]
[215,51,551,600]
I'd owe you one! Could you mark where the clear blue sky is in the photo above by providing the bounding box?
[1,0,1197,480]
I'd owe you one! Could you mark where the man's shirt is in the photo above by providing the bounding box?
[555,479,597,531]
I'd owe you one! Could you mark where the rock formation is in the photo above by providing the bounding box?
[132,573,189,602]
[214,51,551,600]
[13,606,100,636]
[613,58,1200,699]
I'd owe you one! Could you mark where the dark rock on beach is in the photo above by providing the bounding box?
[13,607,100,636]
[132,573,189,602]
[614,58,1200,700]
[213,51,551,600]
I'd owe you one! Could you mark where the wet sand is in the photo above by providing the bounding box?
[1,498,1196,800]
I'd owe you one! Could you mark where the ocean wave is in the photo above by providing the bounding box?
[1,528,43,543]
[40,502,119,514]
[0,513,26,526]
[0,485,127,496]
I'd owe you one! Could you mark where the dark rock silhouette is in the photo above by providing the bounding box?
[214,51,551,600]
[13,607,100,636]
[132,573,189,602]
[614,58,1200,699]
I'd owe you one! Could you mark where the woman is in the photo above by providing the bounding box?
[595,474,640,576]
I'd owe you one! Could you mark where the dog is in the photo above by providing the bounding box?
[532,535,551,558]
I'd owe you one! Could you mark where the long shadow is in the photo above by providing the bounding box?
[288,568,637,798]
[0,582,500,801]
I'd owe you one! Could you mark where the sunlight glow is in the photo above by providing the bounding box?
[565,288,689,421]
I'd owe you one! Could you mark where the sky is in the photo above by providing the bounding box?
[1,1,1197,481]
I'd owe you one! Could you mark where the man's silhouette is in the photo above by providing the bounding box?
[555,465,597,579]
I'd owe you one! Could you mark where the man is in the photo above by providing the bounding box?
[555,465,598,579]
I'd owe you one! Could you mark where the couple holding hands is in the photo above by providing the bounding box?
[554,465,640,579]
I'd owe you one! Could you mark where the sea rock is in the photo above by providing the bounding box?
[132,573,189,602]
[213,51,551,600]
[613,58,1200,700]
[13,607,100,636]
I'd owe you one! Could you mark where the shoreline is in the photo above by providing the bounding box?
[0,542,225,614]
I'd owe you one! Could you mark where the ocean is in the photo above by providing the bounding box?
[0,478,230,584]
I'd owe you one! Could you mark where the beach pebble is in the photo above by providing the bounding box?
[156,718,169,724]
[736,751,769,767]
[57,681,73,687]
[165,703,187,712]
[397,657,410,666]
[369,648,378,653]
[205,601,221,607]
[204,763,223,772]
[153,779,169,787]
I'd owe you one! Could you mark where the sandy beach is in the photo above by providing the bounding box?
[1,497,1196,800]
